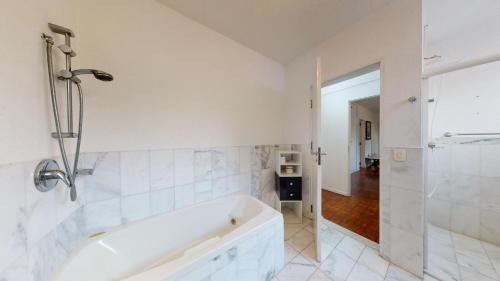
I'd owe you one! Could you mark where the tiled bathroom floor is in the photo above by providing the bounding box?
[276,210,438,281]
[426,224,500,281]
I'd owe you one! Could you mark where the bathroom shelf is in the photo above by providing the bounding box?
[274,193,303,224]
[274,150,303,222]
[275,150,302,177]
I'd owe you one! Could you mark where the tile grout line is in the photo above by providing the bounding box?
[450,231,464,281]
[479,240,500,280]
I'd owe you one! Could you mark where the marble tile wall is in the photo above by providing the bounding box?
[426,140,500,247]
[380,147,425,276]
[0,144,299,281]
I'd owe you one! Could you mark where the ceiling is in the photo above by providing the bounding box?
[158,0,394,64]
[355,96,380,113]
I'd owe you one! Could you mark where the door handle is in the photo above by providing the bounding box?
[312,147,327,165]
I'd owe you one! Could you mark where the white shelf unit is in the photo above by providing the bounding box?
[274,150,303,223]
[275,150,302,177]
[273,193,303,224]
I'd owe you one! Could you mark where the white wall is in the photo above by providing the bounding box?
[285,0,423,275]
[75,0,286,154]
[321,80,379,195]
[0,0,286,167]
[427,61,500,138]
[351,103,379,171]
[423,0,500,73]
[0,0,79,166]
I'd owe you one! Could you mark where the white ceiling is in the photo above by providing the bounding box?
[158,0,394,64]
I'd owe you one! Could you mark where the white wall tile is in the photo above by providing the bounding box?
[121,193,150,223]
[211,148,226,179]
[451,144,480,176]
[480,177,500,212]
[27,231,66,281]
[120,151,150,196]
[428,146,452,175]
[480,145,500,178]
[426,198,451,230]
[480,209,500,246]
[0,164,26,273]
[389,148,423,191]
[194,149,212,181]
[175,184,194,209]
[239,146,252,173]
[149,150,174,190]
[451,174,480,207]
[225,147,240,176]
[174,149,194,185]
[24,160,58,249]
[0,255,29,281]
[83,198,121,235]
[428,172,452,201]
[239,173,251,194]
[194,180,212,203]
[80,152,121,203]
[450,204,480,238]
[212,177,229,198]
[390,187,422,234]
[53,179,85,225]
[150,188,174,215]
[389,227,423,276]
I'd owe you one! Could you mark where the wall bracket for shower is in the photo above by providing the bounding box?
[34,159,66,192]
[35,23,113,201]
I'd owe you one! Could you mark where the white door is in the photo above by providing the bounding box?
[311,57,324,262]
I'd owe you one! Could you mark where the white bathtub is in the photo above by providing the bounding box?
[53,194,284,281]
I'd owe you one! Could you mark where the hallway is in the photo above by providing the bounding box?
[322,168,379,243]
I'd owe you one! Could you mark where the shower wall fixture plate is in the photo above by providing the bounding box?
[35,23,114,201]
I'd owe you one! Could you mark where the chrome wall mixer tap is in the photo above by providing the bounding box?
[35,23,113,201]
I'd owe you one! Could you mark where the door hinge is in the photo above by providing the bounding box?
[310,141,313,151]
[310,99,313,109]
[310,205,313,213]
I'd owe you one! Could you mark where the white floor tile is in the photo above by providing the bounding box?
[336,236,366,261]
[308,269,333,281]
[277,254,317,281]
[427,255,461,281]
[452,232,490,265]
[320,249,356,281]
[358,247,389,277]
[289,229,315,252]
[459,266,498,281]
[483,242,500,276]
[423,274,440,281]
[302,242,320,266]
[347,263,384,281]
[456,252,498,280]
[285,242,300,264]
[285,223,304,240]
[385,264,421,281]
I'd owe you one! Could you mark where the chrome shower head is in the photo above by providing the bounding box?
[72,69,113,82]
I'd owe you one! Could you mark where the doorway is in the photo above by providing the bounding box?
[320,66,381,244]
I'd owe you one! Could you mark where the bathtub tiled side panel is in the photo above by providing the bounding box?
[174,218,284,281]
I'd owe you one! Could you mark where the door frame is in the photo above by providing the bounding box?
[313,61,384,261]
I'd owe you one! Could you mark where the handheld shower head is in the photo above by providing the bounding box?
[72,69,113,82]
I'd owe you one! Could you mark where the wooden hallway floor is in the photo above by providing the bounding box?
[322,168,379,243]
